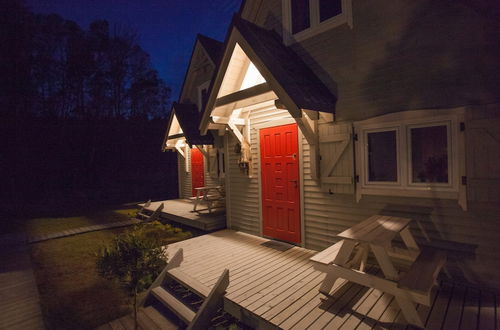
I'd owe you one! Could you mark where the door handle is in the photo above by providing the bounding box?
[290,180,298,188]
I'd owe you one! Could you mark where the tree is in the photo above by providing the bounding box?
[96,230,167,329]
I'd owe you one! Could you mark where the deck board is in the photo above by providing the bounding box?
[478,291,496,330]
[423,282,453,329]
[442,284,466,329]
[161,229,495,330]
[141,199,226,231]
[0,235,45,330]
[460,286,480,330]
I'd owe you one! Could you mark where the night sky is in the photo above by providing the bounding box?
[25,0,242,99]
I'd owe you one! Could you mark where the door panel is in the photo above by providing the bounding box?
[191,148,204,196]
[260,124,301,243]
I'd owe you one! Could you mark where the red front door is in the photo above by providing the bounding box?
[191,148,204,196]
[260,124,301,244]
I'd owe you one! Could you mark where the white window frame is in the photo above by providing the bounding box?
[282,0,353,45]
[354,109,466,208]
[197,80,211,112]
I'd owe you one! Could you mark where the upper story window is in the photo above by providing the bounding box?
[197,80,211,112]
[283,0,353,45]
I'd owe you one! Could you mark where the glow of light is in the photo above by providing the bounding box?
[240,61,266,90]
[171,114,183,134]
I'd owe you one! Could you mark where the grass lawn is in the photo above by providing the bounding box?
[28,208,192,329]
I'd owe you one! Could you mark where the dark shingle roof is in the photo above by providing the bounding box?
[234,17,337,113]
[197,34,224,66]
[173,102,213,146]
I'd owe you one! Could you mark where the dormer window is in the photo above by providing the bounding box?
[283,0,353,45]
[197,80,211,112]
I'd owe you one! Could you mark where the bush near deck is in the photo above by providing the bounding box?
[28,208,191,329]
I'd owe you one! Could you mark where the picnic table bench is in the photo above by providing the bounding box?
[192,186,225,213]
[310,215,446,328]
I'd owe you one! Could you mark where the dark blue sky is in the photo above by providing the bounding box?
[25,0,242,99]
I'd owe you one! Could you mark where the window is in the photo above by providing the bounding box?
[409,124,449,184]
[291,0,310,34]
[283,0,353,45]
[197,80,211,112]
[319,0,342,22]
[354,109,466,203]
[367,129,398,183]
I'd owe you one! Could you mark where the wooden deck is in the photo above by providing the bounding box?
[166,230,499,330]
[0,234,45,329]
[27,219,140,243]
[141,199,226,231]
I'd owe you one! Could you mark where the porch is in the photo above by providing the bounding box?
[140,199,226,231]
[165,229,498,329]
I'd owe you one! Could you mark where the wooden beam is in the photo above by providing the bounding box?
[195,145,208,158]
[215,82,272,108]
[320,112,334,123]
[206,123,226,130]
[167,133,185,140]
[295,114,317,146]
[227,120,243,144]
[211,116,245,125]
[175,145,185,158]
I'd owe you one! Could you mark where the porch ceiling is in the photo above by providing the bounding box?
[164,103,213,150]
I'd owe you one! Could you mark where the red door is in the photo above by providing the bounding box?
[260,124,301,244]
[191,148,204,196]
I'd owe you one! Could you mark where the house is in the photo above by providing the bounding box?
[191,0,500,291]
[162,34,224,198]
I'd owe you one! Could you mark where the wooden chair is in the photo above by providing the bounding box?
[136,202,164,222]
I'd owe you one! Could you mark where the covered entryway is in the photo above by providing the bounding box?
[198,17,336,244]
[191,148,205,196]
[260,123,301,243]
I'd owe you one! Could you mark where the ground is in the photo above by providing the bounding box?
[26,207,191,329]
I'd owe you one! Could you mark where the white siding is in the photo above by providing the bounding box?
[223,105,500,289]
[178,148,219,199]
[178,151,191,199]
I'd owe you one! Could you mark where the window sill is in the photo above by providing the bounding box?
[358,187,459,200]
[285,14,352,45]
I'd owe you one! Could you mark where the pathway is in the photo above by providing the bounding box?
[28,219,141,243]
[0,232,45,329]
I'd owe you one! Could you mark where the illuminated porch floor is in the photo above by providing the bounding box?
[165,229,498,329]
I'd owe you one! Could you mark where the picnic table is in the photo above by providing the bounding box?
[192,186,225,213]
[311,215,446,328]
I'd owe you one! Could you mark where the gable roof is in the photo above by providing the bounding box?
[234,17,336,113]
[178,34,223,102]
[197,34,224,66]
[200,16,337,133]
[171,102,213,147]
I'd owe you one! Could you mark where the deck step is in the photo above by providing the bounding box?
[398,247,446,296]
[151,287,195,324]
[137,309,162,330]
[167,268,211,298]
[142,306,178,330]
